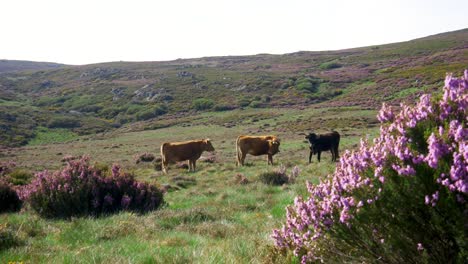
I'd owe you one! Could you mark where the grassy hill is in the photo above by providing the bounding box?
[0,28,467,147]
[0,59,65,73]
[0,29,467,263]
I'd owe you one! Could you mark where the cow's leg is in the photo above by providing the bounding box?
[240,153,246,166]
[162,161,168,174]
[309,150,313,164]
[317,151,321,162]
[267,154,273,165]
[187,160,192,172]
[192,160,197,171]
[331,150,335,162]
[334,146,339,162]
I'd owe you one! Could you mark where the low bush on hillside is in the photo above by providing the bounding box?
[0,181,22,213]
[192,98,214,111]
[134,152,156,164]
[259,165,300,185]
[272,71,468,263]
[295,77,320,93]
[5,169,33,186]
[19,156,165,218]
[135,105,167,121]
[47,116,81,128]
[213,104,235,112]
[319,61,342,70]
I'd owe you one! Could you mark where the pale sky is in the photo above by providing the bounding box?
[1,0,467,65]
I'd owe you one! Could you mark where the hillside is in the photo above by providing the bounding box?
[0,59,65,73]
[0,28,467,147]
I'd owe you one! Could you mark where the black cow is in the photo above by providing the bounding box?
[305,131,340,163]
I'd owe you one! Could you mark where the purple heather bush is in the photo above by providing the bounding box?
[272,71,467,263]
[19,156,164,218]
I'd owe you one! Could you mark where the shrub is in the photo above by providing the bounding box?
[6,169,33,186]
[319,61,342,70]
[213,104,234,112]
[238,98,251,107]
[135,153,156,164]
[233,173,249,185]
[192,98,214,111]
[19,156,164,218]
[47,116,81,128]
[0,224,22,249]
[136,105,167,121]
[272,71,468,263]
[259,165,300,185]
[249,101,262,108]
[0,181,22,212]
[295,77,320,93]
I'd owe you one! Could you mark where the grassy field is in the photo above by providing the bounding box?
[0,106,379,263]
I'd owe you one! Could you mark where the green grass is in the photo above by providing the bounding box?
[27,126,78,146]
[2,28,465,260]
[0,105,380,262]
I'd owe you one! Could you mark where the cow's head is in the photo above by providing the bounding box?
[203,139,215,152]
[267,138,280,155]
[305,133,318,142]
[305,133,318,151]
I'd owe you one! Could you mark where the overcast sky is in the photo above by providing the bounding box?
[1,0,467,65]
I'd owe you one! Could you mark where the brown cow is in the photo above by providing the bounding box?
[161,139,215,174]
[236,135,280,166]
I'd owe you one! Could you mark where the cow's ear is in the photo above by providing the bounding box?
[205,139,211,143]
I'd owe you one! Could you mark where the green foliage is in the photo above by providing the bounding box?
[249,101,262,108]
[100,105,127,119]
[29,126,78,145]
[213,104,234,111]
[0,224,22,250]
[319,61,342,70]
[321,163,466,263]
[136,105,167,121]
[238,98,251,107]
[5,169,33,186]
[295,77,321,93]
[192,98,214,111]
[47,116,81,128]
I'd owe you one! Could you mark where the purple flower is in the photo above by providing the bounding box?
[417,243,424,251]
[104,194,114,205]
[272,70,468,262]
[121,195,132,209]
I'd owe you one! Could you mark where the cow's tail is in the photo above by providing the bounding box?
[236,136,242,166]
[161,143,168,172]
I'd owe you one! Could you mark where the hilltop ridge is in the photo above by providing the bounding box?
[0,28,467,147]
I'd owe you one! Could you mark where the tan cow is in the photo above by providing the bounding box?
[236,135,280,166]
[161,139,215,174]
